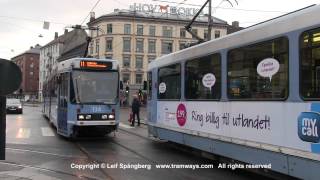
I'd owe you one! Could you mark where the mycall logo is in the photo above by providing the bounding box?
[298,112,320,143]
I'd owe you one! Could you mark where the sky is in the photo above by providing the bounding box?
[0,0,320,60]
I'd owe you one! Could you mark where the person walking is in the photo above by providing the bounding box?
[131,95,141,126]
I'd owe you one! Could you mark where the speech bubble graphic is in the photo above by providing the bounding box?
[202,73,216,88]
[257,58,280,81]
[159,82,166,94]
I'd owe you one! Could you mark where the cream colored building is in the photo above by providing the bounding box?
[88,9,228,87]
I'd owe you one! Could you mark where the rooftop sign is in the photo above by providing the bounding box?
[129,3,204,17]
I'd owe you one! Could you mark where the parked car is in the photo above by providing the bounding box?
[6,98,23,114]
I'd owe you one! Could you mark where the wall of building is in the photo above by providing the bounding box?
[88,18,227,87]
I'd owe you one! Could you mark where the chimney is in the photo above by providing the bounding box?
[54,32,58,39]
[64,29,68,35]
[30,46,33,49]
[90,12,95,22]
[232,21,239,28]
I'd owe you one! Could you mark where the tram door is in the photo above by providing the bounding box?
[57,73,68,134]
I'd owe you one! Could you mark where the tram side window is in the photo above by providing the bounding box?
[185,53,221,100]
[228,37,289,100]
[59,73,69,107]
[158,64,181,99]
[300,28,320,99]
[147,72,152,100]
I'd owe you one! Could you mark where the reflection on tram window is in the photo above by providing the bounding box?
[72,71,118,104]
[185,53,221,100]
[228,37,289,100]
[300,27,320,99]
[158,63,181,100]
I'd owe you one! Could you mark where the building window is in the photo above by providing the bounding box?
[180,28,186,38]
[89,41,94,54]
[215,30,220,38]
[123,38,131,52]
[106,39,113,52]
[300,27,320,99]
[136,74,143,84]
[191,29,198,39]
[136,39,144,53]
[135,56,143,69]
[148,56,156,63]
[137,24,143,36]
[107,24,112,34]
[123,56,131,68]
[185,53,221,100]
[204,29,208,40]
[179,41,186,50]
[161,41,173,54]
[122,73,130,84]
[158,63,181,99]
[149,25,156,36]
[148,40,156,53]
[30,72,34,76]
[30,63,34,68]
[95,39,100,53]
[163,26,173,37]
[228,37,289,100]
[124,24,131,34]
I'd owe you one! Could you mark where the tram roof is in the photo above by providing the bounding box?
[148,4,320,70]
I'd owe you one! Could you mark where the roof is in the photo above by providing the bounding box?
[88,9,228,26]
[11,45,41,60]
[56,29,88,62]
[148,4,320,70]
[41,34,66,48]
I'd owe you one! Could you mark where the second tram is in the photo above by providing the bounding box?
[147,5,320,180]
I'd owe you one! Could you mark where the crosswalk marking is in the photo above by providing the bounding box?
[41,127,55,136]
[16,128,30,139]
[119,123,134,129]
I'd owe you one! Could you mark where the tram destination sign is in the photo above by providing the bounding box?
[80,61,113,70]
[129,3,204,17]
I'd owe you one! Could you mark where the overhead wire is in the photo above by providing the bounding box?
[80,0,102,25]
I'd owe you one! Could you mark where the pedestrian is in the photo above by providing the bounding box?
[131,95,141,126]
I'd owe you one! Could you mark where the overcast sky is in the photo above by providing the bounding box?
[0,0,319,60]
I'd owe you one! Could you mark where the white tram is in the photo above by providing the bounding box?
[148,5,320,180]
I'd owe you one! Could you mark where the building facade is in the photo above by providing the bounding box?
[11,45,41,100]
[38,32,65,102]
[87,9,228,88]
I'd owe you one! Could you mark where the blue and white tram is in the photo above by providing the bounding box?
[147,5,320,180]
[43,58,120,137]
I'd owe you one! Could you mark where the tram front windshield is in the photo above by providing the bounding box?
[72,71,118,104]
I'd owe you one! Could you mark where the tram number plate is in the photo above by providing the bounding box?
[92,106,102,113]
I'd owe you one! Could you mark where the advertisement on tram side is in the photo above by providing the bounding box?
[157,101,320,156]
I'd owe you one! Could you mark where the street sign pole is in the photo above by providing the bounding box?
[0,96,6,159]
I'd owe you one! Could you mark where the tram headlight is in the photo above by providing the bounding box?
[78,115,84,120]
[108,114,115,120]
[85,114,92,120]
[102,115,108,120]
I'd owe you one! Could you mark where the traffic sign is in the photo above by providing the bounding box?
[0,58,22,95]
[0,58,22,160]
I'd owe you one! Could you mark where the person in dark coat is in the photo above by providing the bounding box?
[131,95,141,126]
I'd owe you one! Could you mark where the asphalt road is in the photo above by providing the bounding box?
[0,106,273,180]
